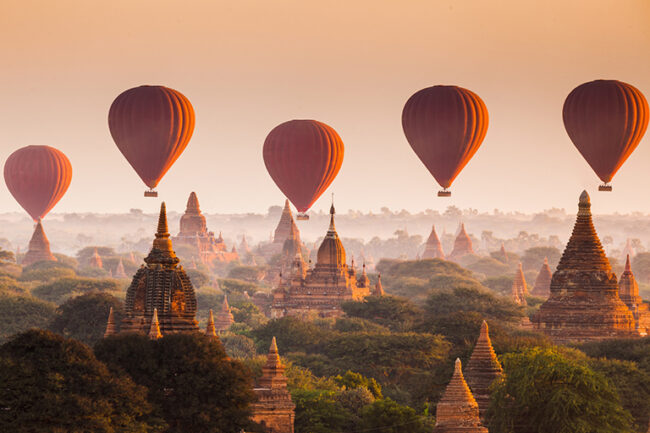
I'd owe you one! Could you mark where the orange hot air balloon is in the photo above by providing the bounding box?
[563,79,648,191]
[263,120,344,220]
[108,85,195,197]
[402,85,489,197]
[4,145,72,221]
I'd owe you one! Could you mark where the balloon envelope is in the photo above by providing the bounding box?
[402,85,489,190]
[263,120,344,212]
[108,85,195,189]
[4,145,72,221]
[563,79,648,184]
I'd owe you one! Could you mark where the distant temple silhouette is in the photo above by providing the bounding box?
[22,221,57,266]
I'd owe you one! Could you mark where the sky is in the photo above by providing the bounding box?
[1,0,650,216]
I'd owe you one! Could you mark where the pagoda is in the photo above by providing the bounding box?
[21,221,57,266]
[251,337,295,433]
[104,307,117,338]
[533,191,637,343]
[119,202,199,336]
[422,225,445,259]
[89,248,103,268]
[270,203,370,318]
[173,192,238,264]
[531,257,552,298]
[372,274,385,296]
[114,258,128,279]
[493,243,509,263]
[464,321,503,422]
[205,309,218,338]
[511,263,527,306]
[434,358,488,433]
[448,223,475,262]
[215,296,235,332]
[619,255,650,335]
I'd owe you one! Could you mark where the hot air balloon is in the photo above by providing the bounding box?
[108,85,195,197]
[402,85,489,197]
[263,120,344,220]
[4,145,72,221]
[563,80,648,191]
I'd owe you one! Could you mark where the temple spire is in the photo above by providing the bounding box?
[104,307,116,338]
[465,321,503,421]
[186,191,200,213]
[21,220,57,266]
[423,224,445,259]
[258,336,288,390]
[511,262,527,305]
[205,309,217,338]
[532,257,552,298]
[373,274,385,296]
[148,308,162,340]
[214,296,234,332]
[435,358,487,433]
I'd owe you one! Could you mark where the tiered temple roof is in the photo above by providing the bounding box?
[251,337,295,433]
[448,223,474,261]
[215,296,235,332]
[21,221,57,266]
[434,359,488,433]
[533,191,637,343]
[464,321,503,422]
[270,204,370,318]
[422,225,445,259]
[532,257,552,298]
[511,263,527,306]
[619,255,650,335]
[119,202,199,336]
[173,192,239,264]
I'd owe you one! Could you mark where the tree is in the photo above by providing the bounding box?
[252,316,333,353]
[0,329,159,432]
[425,286,524,323]
[292,389,356,433]
[95,333,257,433]
[489,347,634,433]
[632,253,650,284]
[334,370,382,398]
[521,247,561,271]
[31,277,121,304]
[359,398,433,433]
[0,295,56,343]
[20,266,76,282]
[49,292,124,345]
[341,296,422,331]
[465,257,510,278]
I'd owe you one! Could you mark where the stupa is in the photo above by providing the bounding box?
[89,248,103,268]
[259,200,303,259]
[271,203,370,318]
[215,296,235,332]
[619,255,650,335]
[251,337,295,433]
[533,191,637,343]
[422,225,445,259]
[531,257,552,298]
[173,192,238,264]
[21,221,57,266]
[205,309,218,338]
[511,263,527,305]
[493,243,509,263]
[119,202,199,336]
[114,258,128,279]
[372,274,385,296]
[464,321,503,422]
[104,307,117,338]
[448,223,475,262]
[434,359,488,433]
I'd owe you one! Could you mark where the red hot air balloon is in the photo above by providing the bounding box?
[263,120,344,220]
[108,85,195,197]
[402,85,489,197]
[4,145,72,221]
[563,80,648,191]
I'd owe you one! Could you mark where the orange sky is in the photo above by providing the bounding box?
[1,0,649,216]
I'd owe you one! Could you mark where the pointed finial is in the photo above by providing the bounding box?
[269,336,278,354]
[148,308,162,340]
[157,202,169,236]
[222,295,230,311]
[625,254,632,272]
[104,307,116,338]
[454,357,462,373]
[205,309,217,337]
[579,190,590,205]
[543,256,548,265]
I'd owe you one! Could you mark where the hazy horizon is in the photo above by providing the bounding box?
[2,0,650,216]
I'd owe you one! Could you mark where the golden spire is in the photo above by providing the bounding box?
[205,309,217,338]
[104,307,116,338]
[465,321,503,422]
[373,274,385,296]
[258,336,288,390]
[153,202,172,252]
[148,308,162,340]
[435,358,486,431]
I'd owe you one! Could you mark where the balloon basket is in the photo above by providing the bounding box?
[438,190,451,197]
[144,190,158,197]
[598,184,612,192]
[296,213,310,220]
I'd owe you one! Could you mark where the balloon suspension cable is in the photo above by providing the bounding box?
[438,188,451,197]
[144,189,158,198]
[598,183,612,192]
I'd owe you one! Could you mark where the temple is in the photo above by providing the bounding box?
[119,202,199,336]
[114,258,128,278]
[422,225,445,259]
[372,274,384,296]
[619,255,650,335]
[259,200,303,259]
[493,243,508,263]
[205,309,218,338]
[434,358,488,433]
[270,204,371,318]
[214,296,235,332]
[21,221,57,266]
[448,223,474,262]
[251,337,295,433]
[511,263,527,306]
[464,321,503,422]
[104,307,117,337]
[531,257,552,298]
[89,248,103,268]
[173,192,239,264]
[533,191,637,343]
